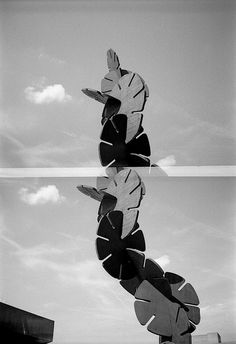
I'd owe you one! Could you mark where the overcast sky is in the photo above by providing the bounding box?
[0,176,235,343]
[0,0,235,167]
[0,1,236,344]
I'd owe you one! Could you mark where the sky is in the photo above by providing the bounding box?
[0,0,236,167]
[0,177,235,343]
[0,0,236,343]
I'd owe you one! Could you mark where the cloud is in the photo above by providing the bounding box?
[148,95,236,165]
[19,185,65,205]
[1,131,98,167]
[2,233,111,288]
[157,155,176,167]
[38,51,65,65]
[155,254,170,268]
[24,84,72,104]
[0,215,8,235]
[56,260,112,288]
[16,245,65,269]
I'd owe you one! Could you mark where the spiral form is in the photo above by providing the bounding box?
[78,49,200,344]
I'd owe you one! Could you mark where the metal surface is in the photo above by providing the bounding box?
[77,185,104,202]
[101,70,121,95]
[96,210,145,279]
[99,114,150,167]
[78,48,200,344]
[135,281,191,342]
[109,73,147,114]
[97,169,144,237]
[120,250,164,295]
[81,88,108,104]
[0,302,54,344]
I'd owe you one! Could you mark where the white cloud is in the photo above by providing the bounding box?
[157,155,176,167]
[56,260,112,288]
[24,84,72,104]
[155,254,170,268]
[19,185,65,205]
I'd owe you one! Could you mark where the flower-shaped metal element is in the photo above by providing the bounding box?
[101,70,122,95]
[121,254,200,329]
[97,168,145,237]
[77,169,145,224]
[134,271,200,342]
[101,169,144,210]
[99,114,151,167]
[101,49,130,97]
[106,49,149,102]
[107,48,121,72]
[164,272,200,327]
[109,73,147,114]
[96,210,145,279]
[120,250,165,295]
[134,281,194,343]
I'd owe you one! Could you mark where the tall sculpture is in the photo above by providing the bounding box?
[78,49,200,344]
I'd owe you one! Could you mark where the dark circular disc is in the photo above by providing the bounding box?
[96,210,145,279]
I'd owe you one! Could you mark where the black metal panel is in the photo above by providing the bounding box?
[120,250,165,295]
[96,210,145,279]
[99,114,151,167]
[0,302,54,344]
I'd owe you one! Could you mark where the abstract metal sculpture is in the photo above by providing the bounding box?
[78,49,200,344]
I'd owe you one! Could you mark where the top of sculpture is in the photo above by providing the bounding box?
[82,48,149,124]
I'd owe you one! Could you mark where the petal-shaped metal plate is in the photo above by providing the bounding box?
[107,49,120,71]
[139,75,149,98]
[121,209,139,238]
[164,272,200,327]
[101,96,121,124]
[97,169,145,236]
[120,250,164,295]
[77,185,103,202]
[101,114,127,144]
[96,210,145,279]
[135,281,190,341]
[101,70,122,94]
[127,132,151,156]
[97,200,139,238]
[81,88,108,104]
[126,113,143,143]
[105,166,125,178]
[97,173,145,198]
[96,176,110,192]
[99,114,150,167]
[99,142,115,167]
[109,73,147,114]
[101,113,144,143]
[106,49,148,103]
[165,272,200,306]
[186,305,201,325]
[106,169,142,210]
[97,193,117,221]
